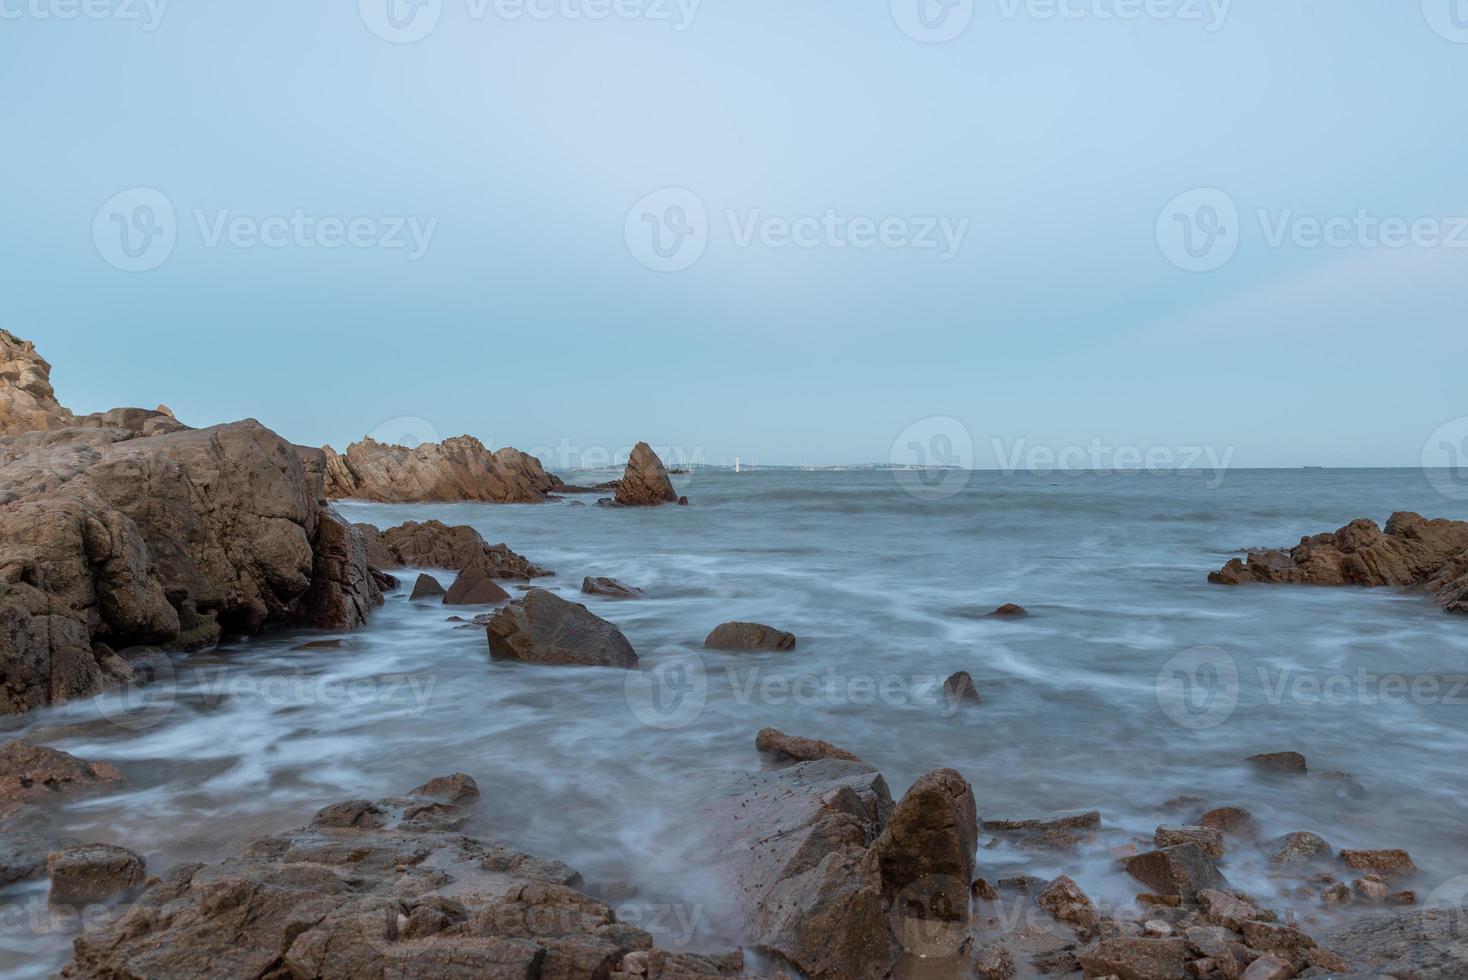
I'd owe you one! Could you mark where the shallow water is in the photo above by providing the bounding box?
[4,469,1468,976]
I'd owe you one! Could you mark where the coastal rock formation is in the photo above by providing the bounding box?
[1211,512,1468,613]
[755,727,862,764]
[356,519,550,580]
[409,573,445,600]
[0,740,122,803]
[47,843,146,905]
[704,621,797,652]
[442,560,512,606]
[0,329,73,435]
[323,436,564,503]
[62,777,753,980]
[613,441,679,507]
[704,758,978,979]
[0,331,381,716]
[581,576,649,599]
[485,589,638,668]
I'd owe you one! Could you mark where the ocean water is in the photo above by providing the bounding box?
[4,468,1467,976]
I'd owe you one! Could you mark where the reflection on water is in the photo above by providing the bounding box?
[3,469,1467,976]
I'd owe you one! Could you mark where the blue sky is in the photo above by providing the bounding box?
[2,0,1465,469]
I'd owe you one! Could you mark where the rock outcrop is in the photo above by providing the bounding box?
[1211,512,1468,613]
[0,329,73,435]
[324,436,564,503]
[612,442,680,507]
[0,331,381,716]
[703,758,977,979]
[355,519,550,580]
[442,560,512,606]
[704,622,797,652]
[62,777,753,979]
[485,589,638,668]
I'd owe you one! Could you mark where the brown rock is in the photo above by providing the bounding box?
[359,519,549,579]
[443,562,512,606]
[47,843,145,905]
[1201,806,1257,838]
[613,442,679,507]
[409,773,480,804]
[1265,832,1332,866]
[0,328,73,435]
[1076,937,1190,980]
[1240,952,1294,980]
[972,941,1015,979]
[1321,907,1468,977]
[703,621,796,652]
[755,728,862,764]
[581,577,650,599]
[1239,920,1313,961]
[0,740,122,803]
[1122,844,1226,901]
[988,603,1028,617]
[942,671,981,706]
[1156,825,1225,859]
[1211,512,1468,613]
[1353,874,1390,902]
[1198,889,1274,931]
[323,435,564,503]
[410,573,446,600]
[1036,874,1100,936]
[1246,752,1308,776]
[1338,848,1417,877]
[486,589,638,668]
[984,810,1102,852]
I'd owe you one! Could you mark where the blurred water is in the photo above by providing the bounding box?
[3,468,1467,976]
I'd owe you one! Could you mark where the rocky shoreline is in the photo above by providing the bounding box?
[1,329,1464,978]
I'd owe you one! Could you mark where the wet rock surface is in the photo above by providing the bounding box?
[755,727,862,765]
[442,561,512,606]
[485,589,638,668]
[703,622,796,652]
[324,435,565,503]
[357,519,550,579]
[581,576,650,599]
[46,842,146,906]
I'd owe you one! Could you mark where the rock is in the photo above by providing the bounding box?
[613,442,679,507]
[972,941,1015,979]
[47,843,146,905]
[1122,844,1227,901]
[1338,848,1417,877]
[1321,908,1468,978]
[942,671,981,706]
[358,519,549,579]
[0,328,73,434]
[323,435,564,503]
[1201,806,1257,838]
[1198,889,1275,931]
[1076,937,1190,980]
[1265,832,1332,866]
[62,778,746,980]
[582,577,650,599]
[1240,953,1294,980]
[409,773,480,804]
[1036,874,1101,936]
[0,336,382,717]
[1211,512,1468,613]
[755,728,862,764]
[485,589,638,668]
[1156,825,1225,859]
[987,603,1028,617]
[1246,752,1308,776]
[1353,874,1391,902]
[1239,920,1313,961]
[866,767,979,921]
[984,810,1101,852]
[409,573,446,600]
[443,562,511,606]
[1,827,79,886]
[0,740,122,803]
[703,621,796,652]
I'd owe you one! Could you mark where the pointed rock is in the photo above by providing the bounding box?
[614,442,679,506]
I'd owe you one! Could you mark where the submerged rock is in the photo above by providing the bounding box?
[987,603,1028,617]
[703,621,796,652]
[1246,751,1308,776]
[581,576,649,599]
[1211,512,1468,613]
[755,727,862,765]
[409,573,446,600]
[613,441,679,507]
[485,589,638,668]
[323,435,564,503]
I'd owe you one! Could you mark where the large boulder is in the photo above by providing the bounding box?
[485,589,638,668]
[1211,512,1468,613]
[613,442,679,507]
[443,561,512,606]
[355,519,549,579]
[0,332,381,716]
[323,436,564,503]
[704,622,797,652]
[61,778,752,980]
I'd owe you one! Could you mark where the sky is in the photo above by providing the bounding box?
[2,0,1465,470]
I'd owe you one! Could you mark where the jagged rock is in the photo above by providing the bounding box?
[581,577,649,599]
[1122,844,1227,901]
[46,843,145,905]
[409,773,479,804]
[613,442,679,507]
[1211,512,1468,613]
[755,728,862,765]
[983,810,1101,852]
[1320,908,1468,978]
[1036,875,1101,936]
[323,435,564,503]
[703,622,796,652]
[1265,831,1332,866]
[60,777,749,980]
[0,335,381,717]
[485,589,638,668]
[356,519,549,579]
[443,562,511,606]
[1338,848,1417,877]
[1076,937,1189,980]
[942,671,980,705]
[0,740,122,803]
[0,329,73,434]
[1197,889,1275,931]
[410,573,446,600]
[1156,825,1225,858]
